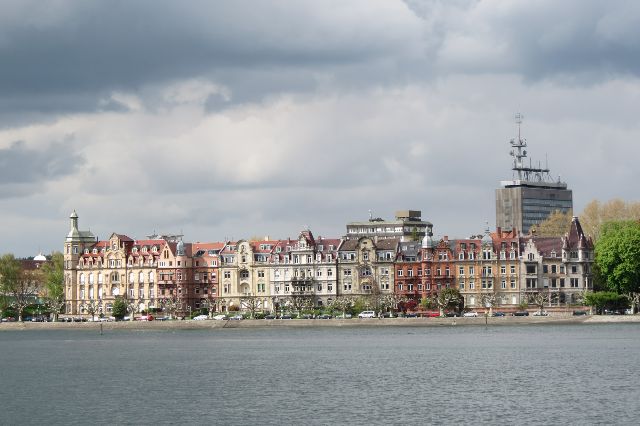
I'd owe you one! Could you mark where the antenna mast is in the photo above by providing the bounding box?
[508,113,551,183]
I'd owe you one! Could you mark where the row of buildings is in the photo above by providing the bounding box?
[63,210,593,317]
[63,116,587,317]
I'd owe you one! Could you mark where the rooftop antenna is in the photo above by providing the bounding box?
[368,209,372,221]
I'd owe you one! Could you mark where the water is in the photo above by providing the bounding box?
[1,324,639,425]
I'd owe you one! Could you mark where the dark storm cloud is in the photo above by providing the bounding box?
[0,139,84,187]
[0,0,413,117]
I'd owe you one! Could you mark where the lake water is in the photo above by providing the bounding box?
[1,324,639,425]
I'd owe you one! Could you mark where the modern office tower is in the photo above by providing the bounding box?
[496,114,573,235]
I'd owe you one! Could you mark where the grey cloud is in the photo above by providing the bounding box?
[0,139,84,190]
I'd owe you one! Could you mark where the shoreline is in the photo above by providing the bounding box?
[1,315,639,331]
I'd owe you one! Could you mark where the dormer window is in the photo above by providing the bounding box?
[92,248,97,254]
[152,246,158,253]
[142,247,147,253]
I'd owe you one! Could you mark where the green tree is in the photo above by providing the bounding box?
[112,297,127,320]
[42,252,65,321]
[595,221,640,294]
[0,254,40,321]
[583,291,628,314]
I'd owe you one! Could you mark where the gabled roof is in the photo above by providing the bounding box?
[563,216,594,250]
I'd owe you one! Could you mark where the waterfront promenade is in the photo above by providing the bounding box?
[1,314,638,331]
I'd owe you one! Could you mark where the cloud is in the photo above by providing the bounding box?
[0,138,84,197]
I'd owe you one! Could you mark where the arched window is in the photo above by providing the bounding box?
[139,272,144,283]
[79,274,85,284]
[129,272,134,283]
[89,274,94,284]
[149,271,155,283]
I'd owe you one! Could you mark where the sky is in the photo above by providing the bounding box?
[1,0,640,257]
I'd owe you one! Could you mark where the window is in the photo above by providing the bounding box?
[526,264,536,274]
[571,265,578,274]
[459,266,464,276]
[240,270,250,279]
[459,282,465,290]
[344,269,352,276]
[407,269,413,277]
[570,278,579,288]
[469,266,475,275]
[510,278,516,289]
[327,269,333,277]
[510,265,516,274]
[500,265,506,275]
[258,270,265,278]
[224,271,231,279]
[397,270,403,277]
[501,280,506,289]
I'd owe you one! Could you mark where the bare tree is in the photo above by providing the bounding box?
[627,293,640,314]
[159,296,180,319]
[436,288,462,317]
[290,294,313,317]
[124,297,139,321]
[478,293,498,316]
[241,296,261,319]
[330,296,354,317]
[81,299,103,321]
[526,290,549,313]
[380,294,408,316]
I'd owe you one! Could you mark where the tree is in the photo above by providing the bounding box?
[329,296,354,317]
[526,290,549,313]
[241,296,261,319]
[380,294,407,315]
[627,293,640,315]
[81,299,102,321]
[159,296,180,319]
[0,254,40,321]
[580,199,640,241]
[42,252,65,322]
[583,291,628,314]
[478,293,498,315]
[530,210,573,237]
[436,288,462,316]
[124,297,139,321]
[595,221,640,294]
[419,295,435,311]
[112,297,127,320]
[290,295,313,317]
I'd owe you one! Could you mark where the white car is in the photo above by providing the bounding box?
[532,311,549,316]
[463,311,478,317]
[212,314,228,320]
[193,314,209,321]
[358,311,376,318]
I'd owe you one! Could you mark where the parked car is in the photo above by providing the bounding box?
[334,314,352,319]
[463,311,478,317]
[625,309,633,315]
[230,314,243,320]
[212,314,229,320]
[444,312,458,317]
[193,314,208,321]
[137,315,154,321]
[424,311,441,318]
[358,311,376,318]
[280,314,293,319]
[532,311,548,316]
[264,314,276,320]
[492,312,506,317]
[572,310,588,316]
[513,311,529,316]
[317,314,332,319]
[405,312,418,318]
